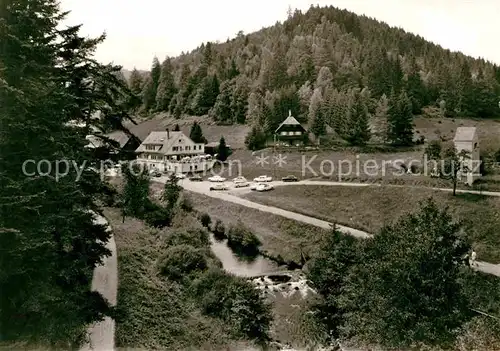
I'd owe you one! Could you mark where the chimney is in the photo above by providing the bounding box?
[166,128,170,139]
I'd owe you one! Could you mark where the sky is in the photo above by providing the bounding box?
[59,0,500,70]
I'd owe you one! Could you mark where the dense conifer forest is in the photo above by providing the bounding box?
[127,5,500,146]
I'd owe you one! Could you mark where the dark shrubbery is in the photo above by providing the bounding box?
[159,244,208,281]
[165,228,210,249]
[190,269,271,342]
[199,212,212,228]
[212,219,226,239]
[143,202,173,228]
[178,193,193,212]
[227,221,261,255]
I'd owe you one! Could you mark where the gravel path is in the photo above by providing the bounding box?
[80,213,118,351]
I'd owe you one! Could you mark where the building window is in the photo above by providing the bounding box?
[179,139,182,143]
[474,143,478,149]
[281,131,287,136]
[295,131,301,135]
[186,146,190,151]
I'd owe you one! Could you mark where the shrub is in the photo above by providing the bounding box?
[199,213,212,228]
[178,193,193,212]
[191,269,271,341]
[227,221,261,255]
[212,219,226,239]
[425,140,442,160]
[165,228,210,249]
[143,202,172,228]
[159,244,208,281]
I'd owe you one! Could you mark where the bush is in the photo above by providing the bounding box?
[179,193,193,212]
[227,221,261,255]
[143,202,173,228]
[165,228,210,249]
[159,244,208,281]
[199,213,212,228]
[191,269,272,341]
[212,219,226,239]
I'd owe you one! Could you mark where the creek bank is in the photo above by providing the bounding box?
[208,233,316,299]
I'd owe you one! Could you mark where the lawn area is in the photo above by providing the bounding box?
[105,206,253,351]
[185,191,329,263]
[243,185,500,263]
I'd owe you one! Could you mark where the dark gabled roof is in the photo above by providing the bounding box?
[107,130,130,148]
[275,111,306,133]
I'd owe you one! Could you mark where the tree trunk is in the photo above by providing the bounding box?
[453,178,457,196]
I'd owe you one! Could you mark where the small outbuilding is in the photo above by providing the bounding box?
[453,127,480,185]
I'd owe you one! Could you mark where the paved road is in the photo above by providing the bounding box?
[80,213,118,351]
[155,177,500,277]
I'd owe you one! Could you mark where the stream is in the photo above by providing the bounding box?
[209,233,316,299]
[209,233,278,277]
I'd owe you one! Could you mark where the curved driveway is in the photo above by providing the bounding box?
[160,177,500,277]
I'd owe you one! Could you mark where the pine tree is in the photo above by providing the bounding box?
[191,74,220,115]
[230,78,250,124]
[210,80,233,123]
[141,75,156,111]
[0,0,136,344]
[189,122,207,144]
[217,136,229,161]
[227,59,240,79]
[155,57,177,111]
[388,90,414,146]
[406,56,425,114]
[309,88,326,138]
[245,125,267,150]
[372,94,390,143]
[129,68,144,96]
[346,92,370,145]
[122,163,150,217]
[151,56,161,93]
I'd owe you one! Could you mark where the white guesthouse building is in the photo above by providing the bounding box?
[453,127,481,185]
[135,129,214,173]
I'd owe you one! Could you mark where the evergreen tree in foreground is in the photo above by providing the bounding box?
[339,199,471,348]
[0,0,135,345]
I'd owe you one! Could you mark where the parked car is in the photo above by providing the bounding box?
[208,175,226,182]
[282,175,298,182]
[189,175,203,181]
[250,183,259,191]
[234,181,249,188]
[253,175,273,182]
[209,183,228,191]
[149,169,162,177]
[174,173,186,179]
[256,183,274,192]
[232,176,247,183]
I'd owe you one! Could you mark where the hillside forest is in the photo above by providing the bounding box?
[125,5,500,147]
